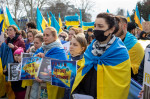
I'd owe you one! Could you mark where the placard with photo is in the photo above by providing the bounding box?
[8,63,20,81]
[38,57,51,82]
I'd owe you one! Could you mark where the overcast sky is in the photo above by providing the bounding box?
[79,0,143,21]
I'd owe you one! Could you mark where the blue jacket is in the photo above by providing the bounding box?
[34,47,67,60]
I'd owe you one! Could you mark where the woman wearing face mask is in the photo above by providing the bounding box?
[71,13,131,99]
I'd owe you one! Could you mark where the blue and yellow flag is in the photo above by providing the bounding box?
[124,32,144,74]
[37,7,48,33]
[37,20,43,33]
[82,22,94,31]
[58,13,63,33]
[65,15,79,28]
[0,7,6,32]
[47,12,51,26]
[50,12,62,34]
[6,7,20,30]
[72,37,131,99]
[134,5,142,30]
[0,43,15,99]
[0,50,6,97]
[127,10,131,22]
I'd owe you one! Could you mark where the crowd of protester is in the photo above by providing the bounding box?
[0,12,150,99]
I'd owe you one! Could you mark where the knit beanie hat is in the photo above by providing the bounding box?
[14,47,24,55]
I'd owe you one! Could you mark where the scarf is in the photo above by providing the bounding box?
[92,35,116,56]
[42,40,63,54]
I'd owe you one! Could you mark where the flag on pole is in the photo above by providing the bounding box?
[127,10,131,22]
[134,5,142,30]
[0,7,6,32]
[50,12,62,34]
[47,12,51,26]
[6,7,20,30]
[37,7,48,33]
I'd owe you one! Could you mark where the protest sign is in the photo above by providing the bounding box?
[51,60,77,88]
[38,57,51,82]
[20,57,42,80]
[143,48,150,99]
[21,53,34,58]
[8,63,20,81]
[62,41,70,55]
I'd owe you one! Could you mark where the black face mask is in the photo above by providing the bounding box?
[93,30,109,42]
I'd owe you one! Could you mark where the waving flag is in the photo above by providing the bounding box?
[134,5,142,30]
[127,10,131,22]
[82,22,94,31]
[37,7,48,33]
[50,12,62,34]
[6,7,20,30]
[58,13,63,33]
[65,15,79,28]
[47,12,51,26]
[0,7,5,32]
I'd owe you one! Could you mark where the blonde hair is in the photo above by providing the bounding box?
[58,31,68,41]
[69,27,79,35]
[8,25,20,35]
[45,27,58,40]
[35,33,43,42]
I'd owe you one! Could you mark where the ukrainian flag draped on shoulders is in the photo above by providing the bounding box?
[72,37,131,99]
[123,32,144,74]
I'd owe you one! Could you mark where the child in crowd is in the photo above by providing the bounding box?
[3,47,26,99]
